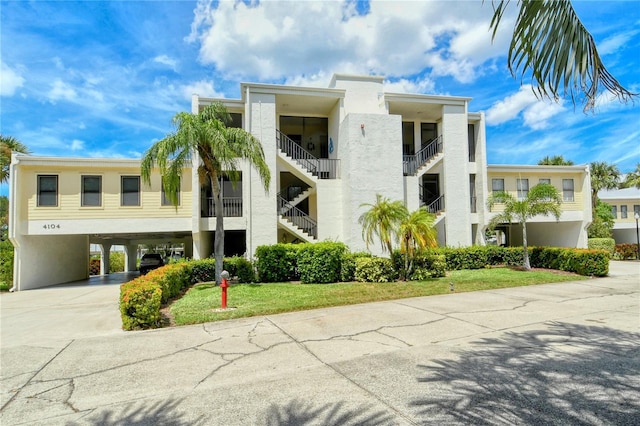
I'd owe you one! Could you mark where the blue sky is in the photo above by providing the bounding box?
[1,0,639,191]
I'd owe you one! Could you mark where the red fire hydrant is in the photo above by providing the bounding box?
[220,270,230,309]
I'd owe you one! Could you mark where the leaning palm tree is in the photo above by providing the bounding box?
[487,183,562,270]
[589,161,620,211]
[142,102,270,283]
[358,194,408,255]
[537,155,574,166]
[398,207,438,279]
[621,163,640,189]
[1,135,30,184]
[489,0,637,112]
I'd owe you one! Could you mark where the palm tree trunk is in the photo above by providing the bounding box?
[211,175,224,285]
[522,222,531,270]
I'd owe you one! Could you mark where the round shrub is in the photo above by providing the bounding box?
[354,257,396,283]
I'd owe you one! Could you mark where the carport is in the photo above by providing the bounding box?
[90,231,193,275]
[10,230,192,292]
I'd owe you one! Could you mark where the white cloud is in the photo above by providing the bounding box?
[485,85,564,129]
[522,101,565,130]
[0,61,25,96]
[181,80,224,100]
[48,79,78,103]
[598,29,640,56]
[70,139,85,151]
[384,77,435,94]
[189,0,511,83]
[154,54,178,70]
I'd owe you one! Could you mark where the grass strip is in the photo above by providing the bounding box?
[170,267,587,326]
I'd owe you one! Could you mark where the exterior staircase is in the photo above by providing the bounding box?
[421,194,446,224]
[277,130,340,179]
[277,195,317,240]
[278,186,315,215]
[403,136,443,176]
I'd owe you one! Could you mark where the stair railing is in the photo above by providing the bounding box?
[426,195,445,214]
[278,195,317,239]
[276,130,340,178]
[403,135,443,175]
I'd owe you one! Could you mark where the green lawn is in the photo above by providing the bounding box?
[169,267,587,326]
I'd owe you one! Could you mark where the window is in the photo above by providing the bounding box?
[621,205,628,219]
[517,178,529,200]
[468,124,476,162]
[81,175,101,206]
[402,122,415,155]
[421,123,437,146]
[539,178,551,185]
[635,205,640,217]
[492,178,504,193]
[611,205,617,219]
[161,180,180,206]
[37,175,58,207]
[121,176,140,206]
[562,179,574,202]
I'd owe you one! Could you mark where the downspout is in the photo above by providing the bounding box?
[246,85,253,258]
[8,153,21,292]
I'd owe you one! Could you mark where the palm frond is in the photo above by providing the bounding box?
[490,0,637,112]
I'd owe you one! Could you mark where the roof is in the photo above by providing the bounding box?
[598,187,640,200]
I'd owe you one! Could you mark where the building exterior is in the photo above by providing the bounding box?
[598,187,640,244]
[486,165,591,247]
[8,74,592,290]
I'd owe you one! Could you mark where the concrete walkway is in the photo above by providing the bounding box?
[1,262,638,425]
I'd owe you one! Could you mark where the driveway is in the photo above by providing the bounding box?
[0,272,136,347]
[0,262,638,425]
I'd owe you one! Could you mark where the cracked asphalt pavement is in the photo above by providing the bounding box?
[1,262,639,425]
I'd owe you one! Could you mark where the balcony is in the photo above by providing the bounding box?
[201,197,243,217]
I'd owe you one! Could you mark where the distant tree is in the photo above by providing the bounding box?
[537,155,574,166]
[359,194,407,255]
[620,163,640,189]
[1,135,30,184]
[589,161,620,211]
[0,195,8,239]
[488,183,562,270]
[142,102,270,283]
[587,199,615,239]
[489,0,637,112]
[398,207,438,279]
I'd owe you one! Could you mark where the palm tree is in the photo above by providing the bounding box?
[589,161,620,211]
[537,155,574,166]
[621,163,640,189]
[487,183,562,270]
[399,207,438,279]
[142,102,270,283]
[1,135,30,184]
[358,194,408,254]
[489,0,637,112]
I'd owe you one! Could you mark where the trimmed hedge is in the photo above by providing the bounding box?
[588,238,615,255]
[224,256,256,283]
[340,251,372,282]
[120,277,163,330]
[354,257,396,282]
[255,244,301,282]
[529,247,609,276]
[391,250,447,280]
[297,242,348,284]
[191,258,216,283]
[437,246,523,270]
